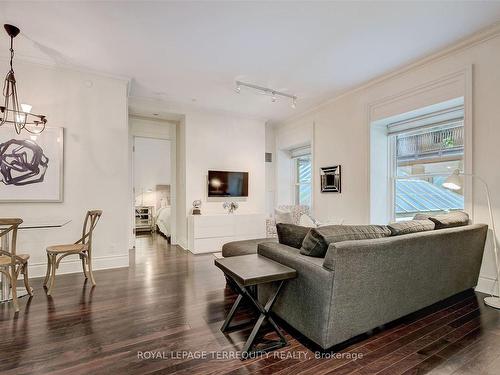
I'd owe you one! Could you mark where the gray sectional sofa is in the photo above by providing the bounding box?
[256,223,488,349]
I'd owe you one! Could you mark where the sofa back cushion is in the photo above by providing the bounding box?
[276,223,311,249]
[388,219,435,236]
[300,225,391,257]
[414,211,469,229]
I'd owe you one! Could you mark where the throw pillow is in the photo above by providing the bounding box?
[300,224,391,257]
[428,211,469,229]
[388,219,435,236]
[299,214,317,228]
[276,223,311,249]
[275,208,293,224]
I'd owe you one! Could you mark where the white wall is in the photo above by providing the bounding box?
[184,110,266,216]
[134,138,171,189]
[175,118,187,248]
[127,98,266,250]
[274,120,313,207]
[0,60,129,277]
[275,27,500,293]
[265,123,276,216]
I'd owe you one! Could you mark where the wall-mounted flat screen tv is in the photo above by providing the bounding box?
[208,170,248,197]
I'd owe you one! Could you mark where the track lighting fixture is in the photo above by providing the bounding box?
[234,81,297,109]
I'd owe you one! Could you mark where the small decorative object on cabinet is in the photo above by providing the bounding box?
[320,165,341,193]
[135,206,154,232]
[192,200,202,215]
[223,201,239,214]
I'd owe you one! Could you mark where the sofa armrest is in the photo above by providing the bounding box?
[257,242,335,348]
[258,242,331,275]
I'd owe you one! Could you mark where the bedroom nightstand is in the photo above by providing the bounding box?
[135,206,154,233]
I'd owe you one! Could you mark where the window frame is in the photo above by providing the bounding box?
[293,154,312,207]
[388,117,465,221]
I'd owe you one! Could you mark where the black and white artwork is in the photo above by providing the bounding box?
[320,165,341,193]
[0,126,63,202]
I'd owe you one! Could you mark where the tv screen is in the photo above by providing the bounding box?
[208,170,248,197]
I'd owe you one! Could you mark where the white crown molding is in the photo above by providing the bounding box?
[0,52,132,85]
[279,21,500,126]
[128,94,268,123]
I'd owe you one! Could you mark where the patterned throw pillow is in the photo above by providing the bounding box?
[388,219,435,236]
[300,225,391,257]
[299,214,317,228]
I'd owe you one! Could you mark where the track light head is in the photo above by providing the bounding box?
[234,81,297,107]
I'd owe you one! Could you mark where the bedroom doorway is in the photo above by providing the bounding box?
[133,136,173,242]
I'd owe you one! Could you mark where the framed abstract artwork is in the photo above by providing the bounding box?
[320,165,341,193]
[0,126,64,202]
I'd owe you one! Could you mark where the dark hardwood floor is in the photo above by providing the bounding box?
[1,234,500,374]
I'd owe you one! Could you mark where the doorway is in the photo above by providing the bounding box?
[133,136,173,242]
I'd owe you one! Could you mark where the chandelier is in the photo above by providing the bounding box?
[0,24,47,134]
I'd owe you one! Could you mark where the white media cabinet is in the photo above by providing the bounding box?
[187,213,266,254]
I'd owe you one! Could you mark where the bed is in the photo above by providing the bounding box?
[155,206,171,239]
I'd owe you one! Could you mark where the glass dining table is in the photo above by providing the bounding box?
[0,218,71,303]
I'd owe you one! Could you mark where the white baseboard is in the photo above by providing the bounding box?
[28,254,130,279]
[475,276,499,296]
[176,239,187,251]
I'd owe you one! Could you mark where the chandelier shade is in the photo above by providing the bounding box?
[0,24,47,134]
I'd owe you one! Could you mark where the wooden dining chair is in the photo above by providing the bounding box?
[44,210,102,295]
[0,218,34,312]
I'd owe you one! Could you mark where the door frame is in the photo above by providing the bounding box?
[129,116,177,248]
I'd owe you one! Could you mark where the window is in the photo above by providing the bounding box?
[295,155,312,206]
[389,105,465,221]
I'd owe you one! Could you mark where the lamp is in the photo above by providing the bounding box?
[442,169,500,309]
[0,24,47,134]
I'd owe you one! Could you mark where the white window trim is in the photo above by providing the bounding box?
[292,154,312,206]
[368,67,473,224]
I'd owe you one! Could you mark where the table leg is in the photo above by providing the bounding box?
[240,281,287,355]
[221,277,287,359]
[0,232,29,303]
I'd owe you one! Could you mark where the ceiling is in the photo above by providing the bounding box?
[1,1,500,122]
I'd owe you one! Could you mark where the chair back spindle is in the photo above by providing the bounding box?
[0,218,23,263]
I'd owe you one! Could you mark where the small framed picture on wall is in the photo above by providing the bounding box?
[320,165,341,193]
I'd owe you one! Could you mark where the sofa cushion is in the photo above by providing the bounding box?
[276,223,311,249]
[428,211,469,229]
[300,225,391,257]
[388,219,435,236]
[221,238,277,257]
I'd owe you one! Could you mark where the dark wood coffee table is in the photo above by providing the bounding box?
[215,254,296,358]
